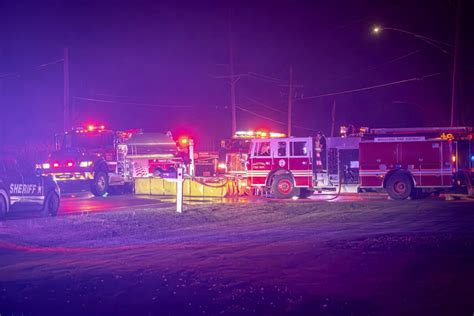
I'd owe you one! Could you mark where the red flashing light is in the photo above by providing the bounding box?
[53,162,60,168]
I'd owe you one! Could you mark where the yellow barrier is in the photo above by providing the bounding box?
[134,177,232,197]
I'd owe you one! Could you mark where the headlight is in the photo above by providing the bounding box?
[42,163,51,169]
[79,161,93,168]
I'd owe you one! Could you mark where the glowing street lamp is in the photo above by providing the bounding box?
[372,25,382,34]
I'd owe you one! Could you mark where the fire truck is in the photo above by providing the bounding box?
[316,126,474,200]
[40,125,186,196]
[217,130,287,176]
[217,130,315,198]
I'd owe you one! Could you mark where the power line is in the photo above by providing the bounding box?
[336,50,420,82]
[236,105,316,132]
[74,97,219,109]
[299,72,443,100]
[242,96,287,114]
[247,72,287,84]
[0,58,63,79]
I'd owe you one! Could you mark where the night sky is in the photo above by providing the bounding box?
[1,0,473,150]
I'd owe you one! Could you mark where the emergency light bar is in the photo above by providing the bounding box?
[234,130,286,139]
[73,124,106,133]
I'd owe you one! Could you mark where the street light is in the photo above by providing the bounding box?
[371,25,452,55]
[372,24,459,127]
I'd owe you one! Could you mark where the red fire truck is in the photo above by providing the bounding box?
[218,131,315,198]
[316,126,474,200]
[40,125,186,196]
[217,130,287,176]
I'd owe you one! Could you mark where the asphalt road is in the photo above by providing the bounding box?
[6,190,432,219]
[59,192,392,215]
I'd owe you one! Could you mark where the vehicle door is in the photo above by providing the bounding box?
[289,139,312,187]
[18,158,45,208]
[249,140,272,186]
[2,158,24,206]
[272,139,289,171]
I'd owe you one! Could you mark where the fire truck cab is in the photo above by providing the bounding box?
[40,125,186,196]
[247,136,314,198]
[41,125,133,196]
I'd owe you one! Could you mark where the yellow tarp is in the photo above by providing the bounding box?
[134,178,228,197]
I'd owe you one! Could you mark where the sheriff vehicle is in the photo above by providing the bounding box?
[0,154,60,220]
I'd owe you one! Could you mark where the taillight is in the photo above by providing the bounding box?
[67,161,74,167]
[53,162,60,168]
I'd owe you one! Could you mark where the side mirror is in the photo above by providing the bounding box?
[35,168,43,177]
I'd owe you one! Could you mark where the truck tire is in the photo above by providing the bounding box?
[386,173,412,200]
[41,191,60,217]
[91,171,109,197]
[271,174,297,199]
[0,193,7,221]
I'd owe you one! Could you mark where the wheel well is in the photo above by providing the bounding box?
[383,170,415,189]
[266,168,293,186]
[93,160,109,174]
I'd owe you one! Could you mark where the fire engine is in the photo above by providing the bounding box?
[217,130,316,198]
[40,125,186,196]
[217,130,287,176]
[316,126,474,200]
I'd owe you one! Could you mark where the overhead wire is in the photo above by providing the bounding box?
[236,105,316,132]
[242,96,287,114]
[299,72,443,100]
[74,97,218,109]
[0,58,63,79]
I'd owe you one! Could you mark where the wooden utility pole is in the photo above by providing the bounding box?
[287,66,293,136]
[450,0,462,127]
[63,48,70,132]
[331,100,336,137]
[228,14,237,136]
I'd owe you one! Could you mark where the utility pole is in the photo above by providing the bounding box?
[331,100,336,137]
[63,47,70,132]
[228,13,237,136]
[450,0,462,127]
[287,66,293,137]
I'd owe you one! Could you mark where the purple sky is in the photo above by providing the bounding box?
[1,0,472,148]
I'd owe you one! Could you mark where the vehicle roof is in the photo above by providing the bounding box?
[124,133,175,146]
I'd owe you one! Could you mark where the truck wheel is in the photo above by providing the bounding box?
[42,191,60,217]
[386,173,412,200]
[91,171,109,197]
[299,188,314,199]
[0,194,7,221]
[271,174,296,199]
